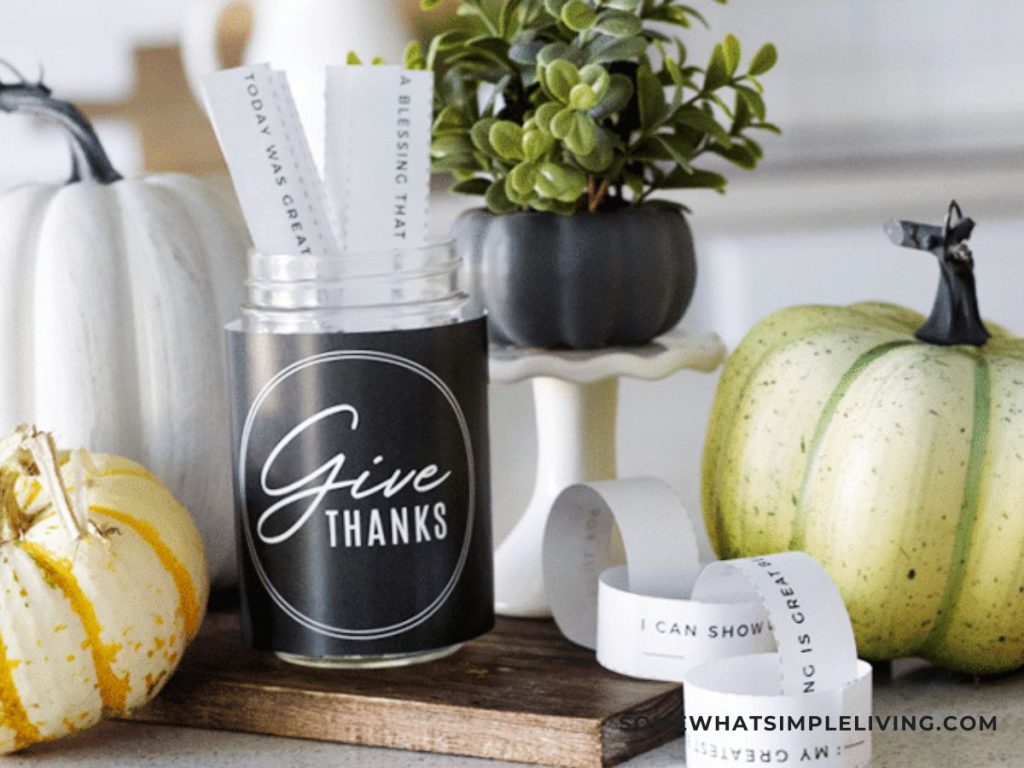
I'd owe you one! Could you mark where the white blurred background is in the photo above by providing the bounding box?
[1,0,1022,544]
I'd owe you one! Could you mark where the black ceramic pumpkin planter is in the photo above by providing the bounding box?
[453,203,697,350]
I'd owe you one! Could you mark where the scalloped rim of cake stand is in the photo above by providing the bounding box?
[489,329,727,384]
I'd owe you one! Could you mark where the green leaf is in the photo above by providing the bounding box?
[498,0,524,37]
[637,64,667,131]
[431,134,475,160]
[550,107,576,139]
[489,121,526,161]
[403,41,424,70]
[712,143,758,169]
[509,36,545,65]
[508,176,535,206]
[623,168,645,200]
[533,103,563,134]
[536,162,587,203]
[543,59,581,102]
[470,117,500,157]
[659,167,728,192]
[431,154,475,174]
[543,0,571,18]
[734,85,766,121]
[569,83,599,110]
[432,106,471,136]
[753,121,782,134]
[749,43,778,76]
[653,134,695,173]
[704,44,730,91]
[664,56,684,87]
[452,178,491,196]
[429,29,473,59]
[579,63,611,99]
[576,132,615,173]
[346,51,362,65]
[723,34,741,76]
[562,1,598,31]
[595,10,642,38]
[590,73,633,118]
[538,42,581,67]
[603,0,639,10]
[523,128,554,161]
[674,107,732,147]
[632,134,692,171]
[509,161,540,195]
[564,112,599,156]
[652,4,707,28]
[731,92,752,133]
[528,196,576,215]
[467,35,511,60]
[584,34,647,64]
[675,39,688,66]
[486,179,519,214]
[421,0,447,9]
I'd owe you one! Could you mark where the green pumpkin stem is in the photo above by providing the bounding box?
[884,200,990,347]
[0,65,122,185]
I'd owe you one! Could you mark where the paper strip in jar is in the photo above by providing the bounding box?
[202,64,340,257]
[325,65,434,253]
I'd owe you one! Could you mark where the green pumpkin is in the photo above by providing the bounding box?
[702,204,1024,674]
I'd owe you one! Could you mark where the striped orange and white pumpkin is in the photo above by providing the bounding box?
[0,426,208,753]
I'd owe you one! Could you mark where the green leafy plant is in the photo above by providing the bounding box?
[408,0,779,215]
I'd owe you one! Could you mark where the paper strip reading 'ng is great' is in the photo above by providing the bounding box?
[685,553,873,767]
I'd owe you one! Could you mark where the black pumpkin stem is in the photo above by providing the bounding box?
[0,63,122,185]
[884,201,990,347]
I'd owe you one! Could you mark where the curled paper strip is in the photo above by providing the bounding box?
[685,553,873,768]
[543,480,771,680]
[542,480,872,767]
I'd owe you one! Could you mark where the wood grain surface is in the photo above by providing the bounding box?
[126,612,683,767]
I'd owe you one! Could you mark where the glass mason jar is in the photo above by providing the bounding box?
[229,242,493,669]
[243,242,471,333]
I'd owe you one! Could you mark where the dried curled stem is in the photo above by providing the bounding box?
[0,425,96,542]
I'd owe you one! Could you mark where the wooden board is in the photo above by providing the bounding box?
[126,612,683,768]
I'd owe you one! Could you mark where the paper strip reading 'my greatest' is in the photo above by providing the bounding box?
[325,66,434,252]
[202,64,339,257]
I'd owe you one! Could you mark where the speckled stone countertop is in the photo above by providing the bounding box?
[2,660,1019,767]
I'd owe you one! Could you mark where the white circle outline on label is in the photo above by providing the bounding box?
[238,349,476,641]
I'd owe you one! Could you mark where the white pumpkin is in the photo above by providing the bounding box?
[0,425,209,753]
[0,78,249,587]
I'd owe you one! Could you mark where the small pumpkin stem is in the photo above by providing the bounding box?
[0,425,93,541]
[25,430,92,541]
[884,200,990,347]
[0,71,122,185]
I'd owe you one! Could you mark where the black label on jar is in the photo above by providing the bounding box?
[226,317,493,657]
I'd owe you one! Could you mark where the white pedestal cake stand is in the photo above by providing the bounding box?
[489,329,727,618]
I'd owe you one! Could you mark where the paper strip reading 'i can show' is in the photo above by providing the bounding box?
[542,480,772,681]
